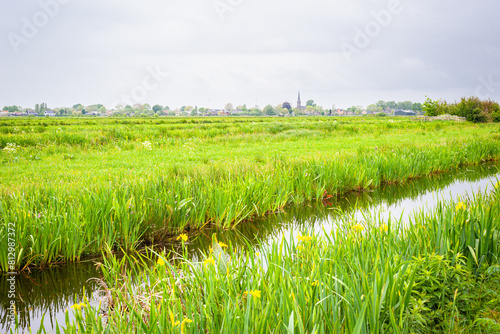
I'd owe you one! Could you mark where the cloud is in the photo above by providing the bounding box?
[1,0,499,109]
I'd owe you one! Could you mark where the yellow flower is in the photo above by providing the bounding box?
[495,182,499,189]
[456,202,466,211]
[297,245,304,251]
[170,312,180,326]
[243,290,261,298]
[70,302,86,311]
[297,235,313,242]
[204,257,215,266]
[177,234,188,242]
[311,280,319,287]
[157,257,165,266]
[353,224,364,232]
[380,224,388,233]
[218,242,228,248]
[181,318,192,333]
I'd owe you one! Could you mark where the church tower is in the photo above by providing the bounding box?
[297,91,302,110]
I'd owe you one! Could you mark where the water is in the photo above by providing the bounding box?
[1,162,499,333]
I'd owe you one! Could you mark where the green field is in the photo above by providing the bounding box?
[1,117,500,271]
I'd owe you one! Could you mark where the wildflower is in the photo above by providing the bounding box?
[180,318,192,333]
[204,257,215,266]
[243,290,261,298]
[353,224,364,232]
[157,257,165,266]
[297,245,304,251]
[380,224,388,232]
[70,302,86,311]
[456,202,466,211]
[218,242,228,248]
[297,234,313,242]
[495,181,499,189]
[311,280,319,287]
[169,312,180,326]
[176,234,188,242]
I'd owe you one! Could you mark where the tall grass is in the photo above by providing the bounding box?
[1,118,500,271]
[46,182,500,333]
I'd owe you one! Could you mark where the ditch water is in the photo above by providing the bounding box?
[1,162,499,333]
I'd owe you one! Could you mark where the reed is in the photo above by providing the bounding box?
[47,182,500,333]
[1,117,500,271]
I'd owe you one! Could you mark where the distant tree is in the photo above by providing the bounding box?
[263,105,276,116]
[143,103,151,111]
[81,109,86,115]
[411,102,422,112]
[99,106,106,113]
[386,101,396,109]
[397,101,413,110]
[422,97,440,116]
[282,102,292,110]
[280,108,288,116]
[35,104,40,113]
[367,104,378,112]
[152,104,163,113]
[306,99,316,107]
[376,100,387,110]
[241,104,248,111]
[191,109,198,116]
[3,106,18,112]
[180,106,186,112]
[224,103,234,111]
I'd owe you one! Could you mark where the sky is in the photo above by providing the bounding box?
[1,0,500,110]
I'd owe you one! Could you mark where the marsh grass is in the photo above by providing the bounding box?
[48,184,500,333]
[1,117,500,271]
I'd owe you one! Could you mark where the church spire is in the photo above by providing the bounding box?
[297,91,301,110]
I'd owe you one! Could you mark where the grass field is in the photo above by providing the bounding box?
[1,117,500,271]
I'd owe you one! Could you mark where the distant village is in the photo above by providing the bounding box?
[1,92,423,118]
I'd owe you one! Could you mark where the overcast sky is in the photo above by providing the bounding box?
[1,0,499,110]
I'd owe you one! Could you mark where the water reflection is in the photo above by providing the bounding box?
[1,162,499,333]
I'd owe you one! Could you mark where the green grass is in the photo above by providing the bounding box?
[45,182,500,333]
[1,117,500,271]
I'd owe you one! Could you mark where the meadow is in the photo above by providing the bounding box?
[1,116,500,271]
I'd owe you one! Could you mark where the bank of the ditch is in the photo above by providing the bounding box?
[1,137,500,272]
[51,181,500,333]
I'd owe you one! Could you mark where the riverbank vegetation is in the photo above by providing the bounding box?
[52,183,500,333]
[1,117,500,271]
[423,96,500,123]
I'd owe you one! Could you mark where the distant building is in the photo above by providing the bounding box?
[394,109,416,116]
[44,110,56,116]
[297,91,306,111]
[26,110,38,116]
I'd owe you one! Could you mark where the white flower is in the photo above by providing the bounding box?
[3,143,18,153]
